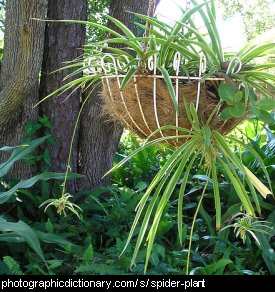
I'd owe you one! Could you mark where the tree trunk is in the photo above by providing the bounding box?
[39,0,87,192]
[0,0,47,178]
[78,0,158,189]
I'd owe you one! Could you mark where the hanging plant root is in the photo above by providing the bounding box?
[102,77,244,146]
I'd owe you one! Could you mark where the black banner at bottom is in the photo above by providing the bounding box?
[0,275,264,290]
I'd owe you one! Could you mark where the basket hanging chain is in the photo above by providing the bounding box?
[147,0,156,18]
[182,0,192,34]
[142,0,157,51]
[186,0,191,16]
[173,52,181,143]
[196,55,207,112]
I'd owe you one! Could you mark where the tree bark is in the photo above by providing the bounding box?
[78,0,158,189]
[0,0,47,178]
[39,0,87,191]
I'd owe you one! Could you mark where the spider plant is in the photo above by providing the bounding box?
[34,1,207,111]
[105,101,273,274]
[32,0,274,274]
[131,0,275,121]
[220,212,273,245]
[39,193,82,219]
[35,0,275,123]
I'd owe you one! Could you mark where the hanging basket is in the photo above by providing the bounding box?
[99,54,245,147]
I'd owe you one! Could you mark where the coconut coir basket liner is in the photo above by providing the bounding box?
[102,77,243,146]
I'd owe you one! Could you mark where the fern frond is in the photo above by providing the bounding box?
[3,256,24,275]
[75,263,124,275]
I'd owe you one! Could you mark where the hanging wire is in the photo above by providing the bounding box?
[142,0,157,51]
[150,55,166,140]
[196,55,207,112]
[147,0,156,19]
[173,52,181,143]
[182,0,192,34]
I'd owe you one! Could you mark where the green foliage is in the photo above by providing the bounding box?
[0,172,82,205]
[219,83,246,120]
[0,123,274,275]
[107,103,273,273]
[191,259,233,275]
[0,0,5,35]
[0,135,49,177]
[3,256,24,275]
[0,2,274,276]
[0,120,83,273]
[87,0,110,42]
[76,263,124,275]
[83,244,94,264]
[256,210,275,274]
[43,0,274,126]
[112,134,171,188]
[23,116,55,171]
[0,217,46,262]
[0,135,81,204]
[218,0,275,40]
[221,212,273,244]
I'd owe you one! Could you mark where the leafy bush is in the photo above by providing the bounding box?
[0,132,82,273]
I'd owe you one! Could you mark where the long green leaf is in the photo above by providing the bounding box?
[144,141,201,273]
[34,75,99,107]
[178,154,198,244]
[130,152,184,266]
[191,0,223,63]
[133,13,173,35]
[218,157,254,216]
[106,15,139,42]
[214,133,259,213]
[159,2,208,65]
[32,18,123,38]
[120,138,200,258]
[212,164,221,230]
[157,65,178,112]
[120,66,138,91]
[0,172,83,204]
[239,43,275,63]
[226,136,272,191]
[214,131,272,203]
[0,136,50,177]
[0,217,45,262]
